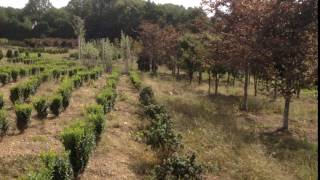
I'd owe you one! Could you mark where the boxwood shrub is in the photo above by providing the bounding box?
[139,86,155,106]
[85,105,105,141]
[33,97,49,119]
[15,103,32,133]
[50,95,63,116]
[60,121,95,177]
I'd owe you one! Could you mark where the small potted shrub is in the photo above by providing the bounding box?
[50,95,63,116]
[33,97,49,119]
[15,103,32,133]
[6,49,13,58]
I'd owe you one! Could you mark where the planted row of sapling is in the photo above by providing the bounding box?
[24,69,121,179]
[0,65,45,86]
[129,71,203,179]
[1,67,100,135]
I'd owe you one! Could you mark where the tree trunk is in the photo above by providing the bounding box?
[177,66,180,80]
[282,97,291,130]
[254,75,258,96]
[297,81,301,99]
[227,73,230,86]
[243,66,249,111]
[266,80,270,92]
[189,71,193,84]
[273,84,278,100]
[232,74,236,87]
[215,73,219,95]
[208,71,211,95]
[198,71,202,85]
[78,36,81,62]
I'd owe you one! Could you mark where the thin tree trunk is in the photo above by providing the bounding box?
[273,84,278,100]
[243,65,249,111]
[198,71,202,85]
[297,81,301,98]
[254,75,257,96]
[227,72,230,86]
[282,97,291,130]
[208,71,211,95]
[78,36,81,61]
[177,66,180,80]
[233,74,236,87]
[189,71,193,84]
[215,73,219,95]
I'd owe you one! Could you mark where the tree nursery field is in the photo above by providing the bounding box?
[0,0,318,179]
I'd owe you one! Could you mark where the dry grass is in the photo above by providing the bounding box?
[141,67,318,180]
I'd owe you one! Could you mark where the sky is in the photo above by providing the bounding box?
[0,0,202,9]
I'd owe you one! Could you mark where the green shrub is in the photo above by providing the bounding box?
[129,71,142,89]
[40,151,74,180]
[144,104,168,120]
[72,75,82,88]
[0,72,9,85]
[145,118,181,159]
[19,68,28,77]
[14,50,19,57]
[139,86,155,106]
[0,110,9,137]
[15,103,32,133]
[60,121,95,177]
[155,153,202,180]
[33,97,49,119]
[6,49,13,58]
[58,79,74,109]
[85,105,105,141]
[0,93,3,109]
[11,69,19,81]
[38,53,42,58]
[96,88,117,113]
[10,86,22,103]
[85,104,104,115]
[25,51,30,58]
[50,95,63,116]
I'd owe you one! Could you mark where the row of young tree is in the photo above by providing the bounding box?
[137,0,318,131]
[0,0,204,40]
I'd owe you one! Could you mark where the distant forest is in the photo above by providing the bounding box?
[0,0,204,40]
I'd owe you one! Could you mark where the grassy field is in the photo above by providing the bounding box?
[140,67,318,180]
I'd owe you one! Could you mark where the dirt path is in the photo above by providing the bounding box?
[0,75,107,179]
[81,75,155,180]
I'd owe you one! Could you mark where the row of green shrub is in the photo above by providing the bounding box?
[7,57,41,64]
[32,68,102,119]
[18,47,69,54]
[3,49,20,59]
[96,69,120,113]
[26,70,120,179]
[9,67,82,104]
[0,65,45,86]
[129,71,142,90]
[129,72,203,179]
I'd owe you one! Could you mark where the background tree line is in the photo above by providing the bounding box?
[0,0,203,40]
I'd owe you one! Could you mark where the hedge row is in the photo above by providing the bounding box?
[9,67,83,104]
[60,70,120,177]
[7,57,42,64]
[130,72,203,179]
[18,47,69,54]
[96,69,120,113]
[0,65,45,86]
[129,71,142,90]
[32,68,103,118]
